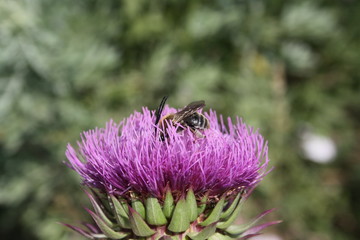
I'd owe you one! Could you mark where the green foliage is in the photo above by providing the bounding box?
[1,0,359,239]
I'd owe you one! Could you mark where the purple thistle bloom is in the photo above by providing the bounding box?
[66,106,269,200]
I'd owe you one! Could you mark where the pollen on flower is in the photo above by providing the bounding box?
[66,106,270,200]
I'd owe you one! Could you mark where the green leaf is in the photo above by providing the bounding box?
[224,225,244,236]
[86,209,129,239]
[163,189,175,218]
[216,197,245,229]
[197,193,208,214]
[132,199,146,219]
[208,233,232,240]
[186,188,198,222]
[128,207,156,237]
[92,234,108,239]
[145,197,167,225]
[220,193,241,220]
[90,189,113,217]
[85,191,115,228]
[224,209,277,235]
[110,195,131,229]
[199,195,225,226]
[187,222,217,240]
[168,197,190,233]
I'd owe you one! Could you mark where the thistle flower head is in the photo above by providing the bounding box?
[64,105,278,240]
[66,106,269,200]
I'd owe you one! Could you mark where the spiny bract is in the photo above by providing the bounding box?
[64,106,279,240]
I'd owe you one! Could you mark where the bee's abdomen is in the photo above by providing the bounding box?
[185,113,208,129]
[199,114,210,129]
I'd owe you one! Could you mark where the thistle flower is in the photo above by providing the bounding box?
[64,105,279,240]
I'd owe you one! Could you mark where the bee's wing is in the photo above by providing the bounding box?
[173,100,205,122]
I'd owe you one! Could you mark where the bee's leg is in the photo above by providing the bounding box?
[191,129,204,138]
[159,132,166,141]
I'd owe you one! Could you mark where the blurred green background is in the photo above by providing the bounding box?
[1,0,359,239]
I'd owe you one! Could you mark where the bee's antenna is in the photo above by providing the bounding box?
[154,96,168,138]
[155,96,168,125]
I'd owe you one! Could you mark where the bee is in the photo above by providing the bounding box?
[154,96,210,140]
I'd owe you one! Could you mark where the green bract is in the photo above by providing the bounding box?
[65,189,278,240]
